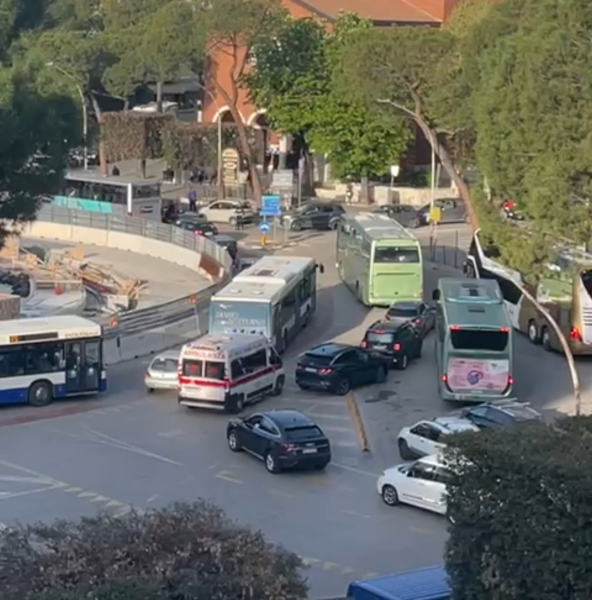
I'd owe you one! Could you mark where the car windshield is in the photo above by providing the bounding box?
[507,406,541,421]
[387,303,419,317]
[150,358,178,372]
[374,246,420,264]
[285,425,323,441]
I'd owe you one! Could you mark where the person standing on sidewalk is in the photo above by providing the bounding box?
[235,205,245,230]
[188,189,197,212]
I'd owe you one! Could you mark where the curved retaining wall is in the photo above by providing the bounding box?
[20,207,232,365]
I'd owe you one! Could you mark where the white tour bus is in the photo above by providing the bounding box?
[0,315,106,407]
[209,256,321,353]
[178,334,284,412]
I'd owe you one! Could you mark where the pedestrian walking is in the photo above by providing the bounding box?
[235,206,244,231]
[188,189,197,212]
[111,165,120,176]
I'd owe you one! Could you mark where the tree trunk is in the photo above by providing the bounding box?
[156,81,163,112]
[518,284,581,414]
[90,93,107,175]
[414,117,478,230]
[295,132,314,197]
[360,175,369,204]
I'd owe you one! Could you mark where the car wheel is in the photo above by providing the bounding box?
[297,384,310,391]
[541,327,552,351]
[227,431,241,452]
[28,381,53,407]
[265,451,280,473]
[381,484,399,506]
[528,320,541,344]
[396,353,409,370]
[375,366,387,384]
[272,375,285,397]
[335,377,350,396]
[229,396,244,414]
[416,343,423,358]
[229,216,237,227]
[330,220,339,230]
[147,387,154,393]
[291,220,302,231]
[398,438,413,460]
[409,218,420,229]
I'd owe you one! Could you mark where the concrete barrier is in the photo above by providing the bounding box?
[23,222,203,273]
[102,307,209,366]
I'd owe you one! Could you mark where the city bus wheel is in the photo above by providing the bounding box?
[528,320,541,345]
[541,327,552,351]
[28,381,53,407]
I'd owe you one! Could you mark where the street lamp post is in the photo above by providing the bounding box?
[46,62,88,170]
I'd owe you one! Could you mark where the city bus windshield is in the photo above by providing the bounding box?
[210,301,269,334]
[374,246,420,264]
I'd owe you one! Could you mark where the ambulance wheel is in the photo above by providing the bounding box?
[272,376,285,397]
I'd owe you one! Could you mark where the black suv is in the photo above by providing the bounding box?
[361,320,422,370]
[226,410,331,473]
[281,202,345,231]
[295,343,389,395]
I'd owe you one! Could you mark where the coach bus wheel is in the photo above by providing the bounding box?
[28,381,53,407]
[541,327,552,351]
[528,320,541,345]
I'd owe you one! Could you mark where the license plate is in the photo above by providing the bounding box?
[305,367,316,372]
[302,448,317,454]
[373,344,387,350]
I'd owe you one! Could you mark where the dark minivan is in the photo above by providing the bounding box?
[361,321,422,370]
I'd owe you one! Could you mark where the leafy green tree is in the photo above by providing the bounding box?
[203,0,286,202]
[0,501,307,600]
[0,65,79,243]
[445,416,592,600]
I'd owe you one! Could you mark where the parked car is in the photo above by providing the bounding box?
[377,454,451,514]
[144,350,179,392]
[226,410,331,473]
[199,200,254,225]
[211,234,238,260]
[449,400,543,430]
[295,343,389,395]
[397,417,479,460]
[176,219,218,237]
[418,197,467,225]
[385,300,435,337]
[280,202,345,231]
[373,204,421,228]
[360,320,422,370]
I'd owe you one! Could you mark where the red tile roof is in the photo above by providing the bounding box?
[290,0,441,23]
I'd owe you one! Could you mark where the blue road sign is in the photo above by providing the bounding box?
[261,194,282,217]
[259,221,271,233]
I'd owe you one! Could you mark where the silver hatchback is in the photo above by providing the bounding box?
[145,350,179,392]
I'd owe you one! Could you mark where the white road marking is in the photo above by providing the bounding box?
[0,485,61,501]
[0,475,53,484]
[330,462,380,478]
[82,427,183,466]
[340,509,371,519]
[305,412,350,421]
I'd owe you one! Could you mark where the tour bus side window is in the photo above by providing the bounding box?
[496,277,523,305]
[241,349,267,374]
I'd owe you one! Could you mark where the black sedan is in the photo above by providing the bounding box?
[385,300,436,337]
[373,204,421,228]
[226,410,331,473]
[450,400,542,429]
[280,202,345,231]
[295,343,389,395]
[176,219,218,237]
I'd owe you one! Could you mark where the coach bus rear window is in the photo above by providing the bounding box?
[450,330,508,352]
[374,247,420,264]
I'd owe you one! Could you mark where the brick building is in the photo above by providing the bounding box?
[200,0,467,171]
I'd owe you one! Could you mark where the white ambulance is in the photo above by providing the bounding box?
[178,334,285,412]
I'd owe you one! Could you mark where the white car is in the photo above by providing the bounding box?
[144,350,179,392]
[397,416,479,460]
[377,454,452,515]
[199,200,254,225]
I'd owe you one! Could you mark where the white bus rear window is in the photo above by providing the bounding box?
[182,360,225,380]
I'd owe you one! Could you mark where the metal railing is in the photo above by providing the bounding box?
[35,206,232,338]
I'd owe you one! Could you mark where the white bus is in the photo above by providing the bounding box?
[54,171,162,219]
[209,256,320,352]
[0,316,106,407]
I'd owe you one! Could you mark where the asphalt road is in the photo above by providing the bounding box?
[0,223,589,598]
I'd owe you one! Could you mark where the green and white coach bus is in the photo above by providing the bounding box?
[336,212,423,306]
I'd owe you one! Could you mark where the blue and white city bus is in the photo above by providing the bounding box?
[54,171,162,219]
[0,316,106,407]
[209,256,319,353]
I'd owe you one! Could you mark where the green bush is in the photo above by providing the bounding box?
[0,500,307,600]
[445,416,592,600]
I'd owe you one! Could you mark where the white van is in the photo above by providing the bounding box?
[178,334,285,412]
